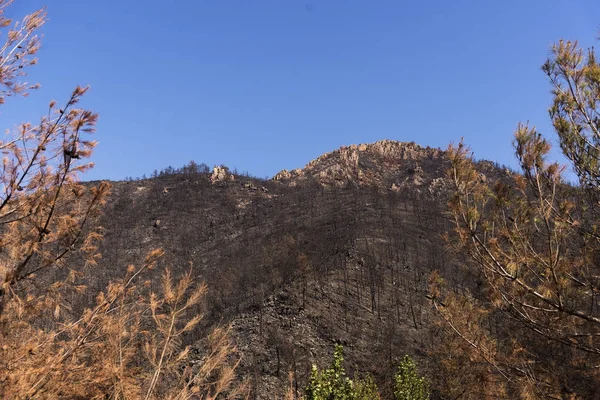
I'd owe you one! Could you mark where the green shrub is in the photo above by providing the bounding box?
[353,372,380,400]
[304,345,380,400]
[305,345,354,400]
[304,347,429,400]
[393,355,430,400]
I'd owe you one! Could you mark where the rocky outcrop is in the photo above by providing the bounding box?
[428,177,449,197]
[211,166,235,184]
[272,168,303,181]
[272,139,448,192]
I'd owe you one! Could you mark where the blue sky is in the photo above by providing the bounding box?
[3,1,600,180]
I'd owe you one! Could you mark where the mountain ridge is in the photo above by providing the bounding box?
[81,139,501,398]
[273,139,446,188]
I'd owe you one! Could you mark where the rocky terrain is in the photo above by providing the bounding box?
[274,140,446,192]
[86,140,507,398]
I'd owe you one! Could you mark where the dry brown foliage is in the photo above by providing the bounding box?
[430,40,600,399]
[0,2,246,399]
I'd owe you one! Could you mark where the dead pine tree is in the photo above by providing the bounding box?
[431,38,600,399]
[0,1,247,399]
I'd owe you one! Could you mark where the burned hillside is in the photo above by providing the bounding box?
[89,140,508,398]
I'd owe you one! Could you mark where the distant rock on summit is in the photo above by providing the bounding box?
[211,165,235,184]
[273,140,449,194]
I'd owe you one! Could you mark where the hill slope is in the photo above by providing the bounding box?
[90,140,497,398]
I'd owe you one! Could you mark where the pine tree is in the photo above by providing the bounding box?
[0,2,246,398]
[432,36,600,398]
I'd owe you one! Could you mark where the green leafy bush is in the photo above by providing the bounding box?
[393,355,430,400]
[305,345,355,400]
[304,345,382,399]
[304,347,429,400]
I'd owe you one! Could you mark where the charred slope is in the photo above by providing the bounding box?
[89,140,502,398]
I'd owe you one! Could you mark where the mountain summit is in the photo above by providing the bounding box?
[273,140,450,201]
[84,139,467,398]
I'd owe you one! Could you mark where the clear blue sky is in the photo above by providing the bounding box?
[3,1,600,180]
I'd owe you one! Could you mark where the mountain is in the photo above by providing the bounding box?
[88,140,503,398]
[274,140,446,191]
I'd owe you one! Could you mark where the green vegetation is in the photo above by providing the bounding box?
[304,345,428,400]
[393,355,430,400]
[305,345,357,400]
